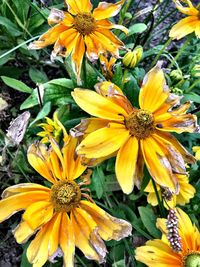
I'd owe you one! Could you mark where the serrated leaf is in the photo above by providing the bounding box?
[1,76,32,93]
[138,206,161,238]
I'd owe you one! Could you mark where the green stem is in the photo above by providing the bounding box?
[76,255,88,267]
[151,37,172,67]
[151,179,165,217]
[168,36,191,69]
[0,35,39,59]
[123,238,136,265]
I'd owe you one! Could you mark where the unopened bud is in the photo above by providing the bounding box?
[123,46,143,68]
[170,69,183,81]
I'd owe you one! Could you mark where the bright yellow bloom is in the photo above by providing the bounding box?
[169,0,200,40]
[193,146,200,160]
[0,135,132,267]
[145,174,196,208]
[29,0,128,82]
[37,112,67,143]
[135,208,200,266]
[72,63,197,194]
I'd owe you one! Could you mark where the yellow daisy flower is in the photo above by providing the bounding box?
[193,146,200,160]
[72,63,197,194]
[169,0,200,40]
[145,174,196,208]
[29,0,128,82]
[37,112,67,143]
[0,135,132,267]
[135,208,200,266]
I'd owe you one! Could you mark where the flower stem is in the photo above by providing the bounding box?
[151,37,172,67]
[151,179,165,217]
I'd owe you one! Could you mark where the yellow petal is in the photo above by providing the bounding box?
[48,212,62,257]
[71,208,106,263]
[84,34,102,61]
[71,34,85,84]
[93,0,125,20]
[27,143,55,184]
[13,221,35,244]
[116,136,139,194]
[173,0,199,16]
[169,16,199,40]
[59,28,80,56]
[23,201,54,230]
[139,63,169,113]
[72,88,127,121]
[0,191,49,223]
[97,19,128,34]
[29,24,67,49]
[27,215,59,266]
[176,175,195,206]
[77,124,129,158]
[60,213,75,267]
[135,239,181,266]
[65,0,92,15]
[2,183,50,198]
[80,200,132,241]
[141,137,179,193]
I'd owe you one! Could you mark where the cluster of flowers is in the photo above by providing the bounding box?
[1,0,200,266]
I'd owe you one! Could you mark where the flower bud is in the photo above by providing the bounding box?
[170,69,183,81]
[123,46,143,69]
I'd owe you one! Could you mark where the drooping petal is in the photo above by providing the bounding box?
[93,0,125,20]
[139,63,170,113]
[72,89,128,120]
[176,175,195,206]
[116,136,139,194]
[0,191,49,223]
[2,183,50,198]
[59,28,80,56]
[80,200,132,241]
[48,212,62,257]
[77,124,130,158]
[84,34,103,61]
[27,143,55,184]
[173,0,199,16]
[154,130,196,164]
[195,22,200,38]
[96,19,128,34]
[141,137,179,193]
[71,34,85,84]
[135,239,181,266]
[71,208,107,263]
[23,201,54,230]
[65,0,92,15]
[60,213,75,267]
[169,16,199,40]
[26,214,60,266]
[29,24,68,49]
[13,221,35,244]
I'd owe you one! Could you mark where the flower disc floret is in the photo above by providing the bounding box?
[183,252,200,267]
[73,13,96,35]
[51,181,81,212]
[125,109,155,139]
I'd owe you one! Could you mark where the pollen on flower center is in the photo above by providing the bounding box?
[183,252,200,267]
[50,181,81,212]
[73,13,96,35]
[125,109,155,139]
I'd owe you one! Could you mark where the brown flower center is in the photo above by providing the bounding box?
[73,13,96,35]
[183,252,200,267]
[50,181,81,212]
[125,109,155,139]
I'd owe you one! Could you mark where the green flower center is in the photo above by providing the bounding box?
[73,13,96,35]
[125,109,155,139]
[183,253,200,267]
[50,181,81,212]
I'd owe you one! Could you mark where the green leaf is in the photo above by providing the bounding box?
[20,243,32,267]
[20,89,39,110]
[30,102,51,126]
[91,166,105,199]
[138,206,161,238]
[0,16,21,37]
[183,93,200,103]
[128,23,147,35]
[1,76,32,93]
[112,64,124,89]
[29,67,48,84]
